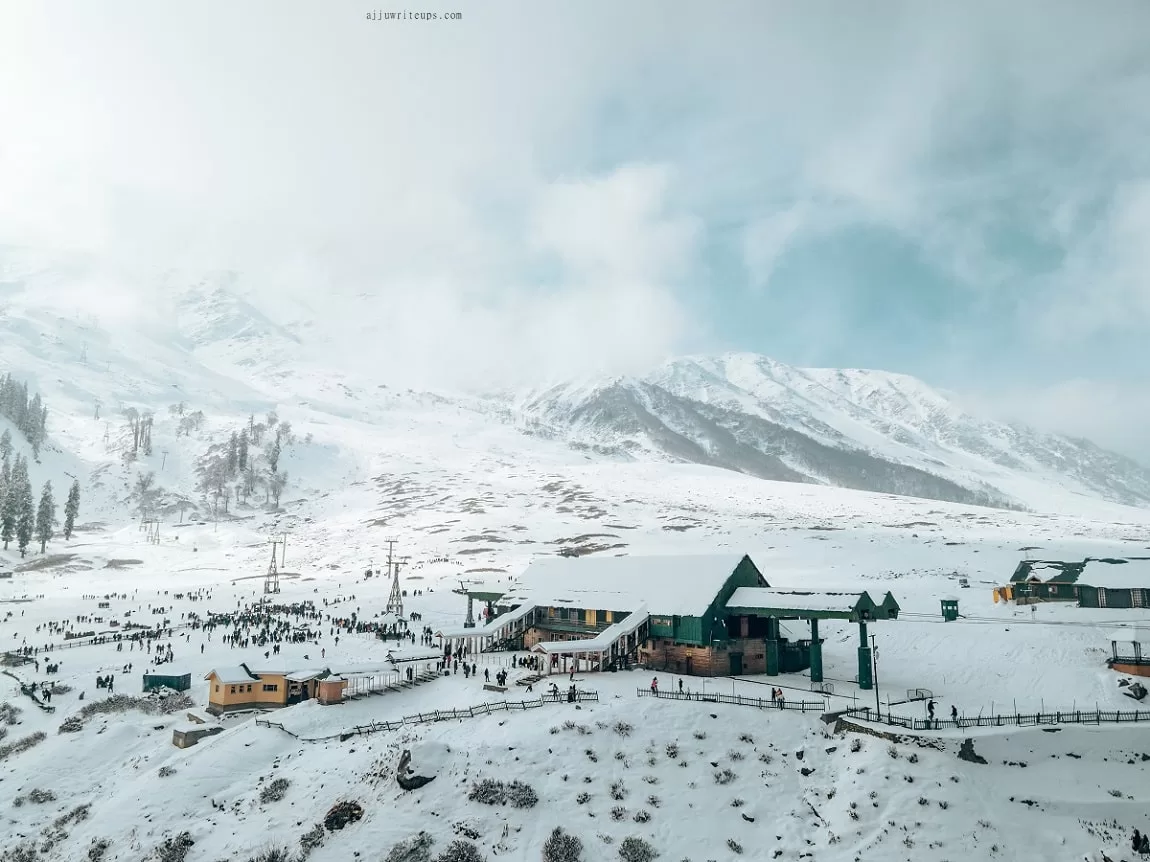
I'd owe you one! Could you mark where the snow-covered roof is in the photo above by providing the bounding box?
[512,553,753,617]
[1079,559,1150,590]
[285,669,327,682]
[204,666,260,684]
[726,587,866,614]
[1106,628,1150,644]
[531,607,650,655]
[386,646,442,664]
[329,663,400,677]
[436,601,540,639]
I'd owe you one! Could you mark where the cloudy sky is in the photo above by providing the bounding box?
[1,1,1149,456]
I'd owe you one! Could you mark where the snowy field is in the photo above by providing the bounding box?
[1,300,1149,861]
[2,481,1150,861]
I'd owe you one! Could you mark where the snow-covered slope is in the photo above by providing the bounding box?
[508,353,1150,513]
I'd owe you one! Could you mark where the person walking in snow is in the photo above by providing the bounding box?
[678,679,684,694]
[926,699,936,727]
[650,677,658,694]
[950,704,958,722]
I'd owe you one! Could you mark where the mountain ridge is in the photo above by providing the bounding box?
[502,352,1150,512]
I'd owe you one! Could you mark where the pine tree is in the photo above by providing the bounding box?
[14,457,34,557]
[1,455,19,550]
[237,432,249,471]
[0,428,11,464]
[0,457,9,530]
[63,480,80,540]
[35,481,54,553]
[226,432,239,478]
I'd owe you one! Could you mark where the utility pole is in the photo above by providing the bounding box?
[264,537,283,594]
[161,450,168,471]
[871,633,880,715]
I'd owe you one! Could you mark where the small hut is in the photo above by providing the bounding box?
[941,597,959,622]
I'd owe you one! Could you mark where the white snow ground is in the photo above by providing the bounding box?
[1,292,1149,861]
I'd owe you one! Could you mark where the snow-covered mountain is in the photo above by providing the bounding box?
[506,354,1150,512]
[2,248,1149,519]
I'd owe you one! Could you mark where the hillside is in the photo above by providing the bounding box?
[507,354,1150,514]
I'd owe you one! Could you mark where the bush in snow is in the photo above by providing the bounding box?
[585,749,598,763]
[8,843,38,862]
[849,738,862,753]
[647,795,660,807]
[611,806,627,821]
[692,731,706,740]
[468,779,507,805]
[88,838,111,861]
[618,836,658,862]
[542,827,583,862]
[506,780,538,809]
[726,839,743,854]
[576,792,591,804]
[713,769,737,785]
[730,798,744,808]
[664,743,678,759]
[887,744,898,759]
[0,731,46,761]
[259,777,291,804]
[298,824,325,857]
[641,775,657,785]
[385,832,435,862]
[247,848,293,862]
[613,721,633,737]
[738,733,754,744]
[908,753,919,764]
[27,788,57,804]
[0,702,22,725]
[154,831,195,862]
[610,780,626,800]
[58,716,84,734]
[158,765,177,778]
[632,810,651,823]
[727,750,745,761]
[434,839,484,862]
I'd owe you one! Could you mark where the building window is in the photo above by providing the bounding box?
[263,684,279,692]
[1133,590,1144,608]
[246,684,253,692]
[214,685,219,692]
[1098,589,1108,608]
[229,686,236,694]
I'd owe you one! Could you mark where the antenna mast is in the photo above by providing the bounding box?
[385,537,405,618]
[264,537,283,594]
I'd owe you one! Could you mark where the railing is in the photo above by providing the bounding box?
[255,691,600,742]
[636,687,825,713]
[842,705,1150,731]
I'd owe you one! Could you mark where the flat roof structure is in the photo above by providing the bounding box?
[506,553,755,617]
[386,646,442,664]
[1080,559,1150,590]
[725,588,896,622]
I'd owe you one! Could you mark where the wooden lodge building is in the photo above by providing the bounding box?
[437,554,899,688]
[203,647,442,714]
[1003,557,1150,608]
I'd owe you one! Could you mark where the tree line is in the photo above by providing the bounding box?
[195,410,295,514]
[0,373,49,459]
[0,429,81,557]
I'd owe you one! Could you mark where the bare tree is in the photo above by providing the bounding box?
[124,407,141,454]
[269,471,288,508]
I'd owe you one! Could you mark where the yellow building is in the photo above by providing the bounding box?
[204,664,347,715]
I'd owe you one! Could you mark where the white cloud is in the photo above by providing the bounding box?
[741,204,813,293]
[1,0,1149,412]
[973,379,1150,461]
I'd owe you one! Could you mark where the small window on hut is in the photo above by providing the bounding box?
[263,684,278,692]
[229,686,236,694]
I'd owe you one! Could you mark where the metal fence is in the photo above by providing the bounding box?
[636,687,825,713]
[843,705,1150,731]
[255,691,600,742]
